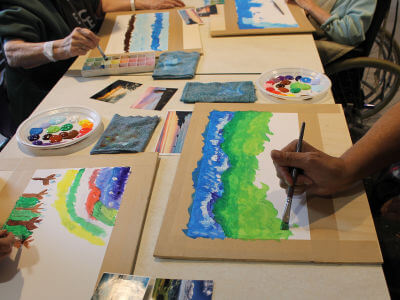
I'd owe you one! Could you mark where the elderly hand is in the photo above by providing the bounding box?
[54,27,100,60]
[136,0,185,10]
[271,140,353,196]
[0,230,16,261]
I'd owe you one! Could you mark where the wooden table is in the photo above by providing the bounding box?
[0,2,390,298]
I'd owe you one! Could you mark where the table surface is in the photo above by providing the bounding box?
[0,2,390,299]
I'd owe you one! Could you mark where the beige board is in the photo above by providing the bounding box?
[210,2,315,37]
[154,103,382,263]
[0,153,159,292]
[90,9,203,58]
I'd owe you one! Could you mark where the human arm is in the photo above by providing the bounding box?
[0,229,16,261]
[287,0,331,25]
[3,27,99,69]
[100,0,185,12]
[271,101,400,196]
[288,0,377,45]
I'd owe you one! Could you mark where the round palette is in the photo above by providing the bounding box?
[256,68,332,103]
[16,106,101,149]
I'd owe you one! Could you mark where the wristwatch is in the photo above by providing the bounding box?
[43,41,56,62]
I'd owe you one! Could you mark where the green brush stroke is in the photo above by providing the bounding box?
[2,224,33,240]
[66,169,106,237]
[92,201,117,226]
[9,209,40,221]
[15,196,39,208]
[213,111,293,240]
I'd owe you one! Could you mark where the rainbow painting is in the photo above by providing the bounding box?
[3,167,131,248]
[184,110,310,240]
[155,111,192,154]
[53,167,130,245]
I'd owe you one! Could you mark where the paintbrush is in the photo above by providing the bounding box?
[65,0,108,61]
[272,0,285,15]
[280,121,305,230]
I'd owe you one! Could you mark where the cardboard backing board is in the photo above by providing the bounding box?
[210,2,315,37]
[154,103,382,264]
[0,153,159,298]
[90,9,203,58]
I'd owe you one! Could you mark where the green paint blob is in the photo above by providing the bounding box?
[213,111,293,240]
[61,123,73,131]
[92,201,117,226]
[47,125,60,133]
[300,83,311,90]
[290,87,301,93]
[290,82,301,89]
[16,196,39,208]
[3,224,33,240]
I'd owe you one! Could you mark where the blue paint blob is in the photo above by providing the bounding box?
[28,134,40,141]
[32,140,43,145]
[295,76,302,81]
[285,75,294,80]
[300,77,312,83]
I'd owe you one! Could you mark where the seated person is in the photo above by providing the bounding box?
[0,0,184,127]
[289,0,377,65]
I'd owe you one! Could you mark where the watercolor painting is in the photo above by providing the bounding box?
[105,13,169,54]
[235,0,298,29]
[92,273,150,300]
[131,87,177,110]
[2,167,131,248]
[184,110,310,240]
[178,9,204,25]
[52,167,131,245]
[155,111,192,154]
[152,279,214,300]
[91,80,142,104]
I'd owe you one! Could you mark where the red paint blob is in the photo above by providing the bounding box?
[79,127,92,135]
[49,135,62,143]
[278,87,290,93]
[266,87,275,92]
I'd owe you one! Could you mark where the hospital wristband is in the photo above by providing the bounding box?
[43,41,56,62]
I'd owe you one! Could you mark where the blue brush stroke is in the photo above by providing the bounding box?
[95,167,131,210]
[235,0,298,29]
[183,111,234,239]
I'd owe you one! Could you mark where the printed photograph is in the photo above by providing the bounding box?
[131,87,177,110]
[178,9,204,25]
[155,111,192,154]
[92,273,150,300]
[90,80,142,103]
[152,279,214,300]
[196,5,217,17]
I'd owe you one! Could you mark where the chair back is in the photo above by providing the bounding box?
[357,0,392,57]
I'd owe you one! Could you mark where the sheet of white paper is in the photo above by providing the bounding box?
[0,167,131,300]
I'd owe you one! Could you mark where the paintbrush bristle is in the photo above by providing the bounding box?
[280,222,289,230]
